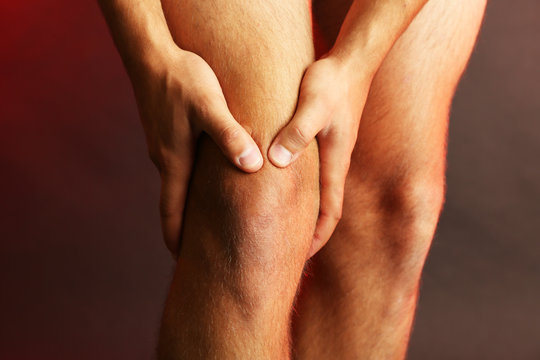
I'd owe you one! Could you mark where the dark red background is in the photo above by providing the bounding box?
[1,1,539,359]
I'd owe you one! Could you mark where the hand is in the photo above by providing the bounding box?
[267,55,371,258]
[131,47,263,256]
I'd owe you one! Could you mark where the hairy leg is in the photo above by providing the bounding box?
[157,0,317,358]
[292,0,487,358]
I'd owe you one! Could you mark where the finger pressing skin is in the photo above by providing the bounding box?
[159,154,193,257]
[268,95,328,167]
[197,96,263,172]
[307,132,352,259]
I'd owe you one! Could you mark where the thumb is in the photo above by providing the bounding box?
[197,96,263,172]
[268,94,328,167]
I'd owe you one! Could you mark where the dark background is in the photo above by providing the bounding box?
[1,1,538,359]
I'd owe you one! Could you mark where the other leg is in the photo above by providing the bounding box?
[292,0,487,358]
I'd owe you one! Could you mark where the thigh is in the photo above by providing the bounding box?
[349,0,487,188]
[314,0,487,251]
[161,0,316,145]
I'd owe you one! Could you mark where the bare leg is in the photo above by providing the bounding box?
[292,0,487,358]
[156,0,317,358]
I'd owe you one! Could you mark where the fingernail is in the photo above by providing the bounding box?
[269,144,293,167]
[238,146,263,169]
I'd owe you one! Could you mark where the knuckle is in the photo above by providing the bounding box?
[219,124,242,147]
[196,91,226,121]
[291,124,310,146]
[322,205,343,223]
[321,207,342,223]
[196,92,215,119]
[331,206,343,222]
[327,194,344,222]
[328,204,343,222]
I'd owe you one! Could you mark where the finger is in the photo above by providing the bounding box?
[307,131,353,258]
[197,96,263,173]
[159,148,194,258]
[268,94,329,167]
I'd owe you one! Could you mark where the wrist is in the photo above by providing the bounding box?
[99,0,181,82]
[125,34,183,85]
[123,27,170,70]
[323,48,375,86]
[323,0,428,85]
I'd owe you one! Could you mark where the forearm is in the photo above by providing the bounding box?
[97,0,177,78]
[328,0,429,80]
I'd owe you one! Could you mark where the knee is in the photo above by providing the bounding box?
[183,133,320,302]
[352,173,445,281]
[213,151,320,266]
[379,175,445,272]
[378,174,445,233]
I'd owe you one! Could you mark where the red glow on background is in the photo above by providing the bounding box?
[1,1,163,358]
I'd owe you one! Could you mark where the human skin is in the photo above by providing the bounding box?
[98,0,487,358]
[98,0,265,255]
[157,1,319,357]
[292,1,487,358]
[268,0,433,255]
